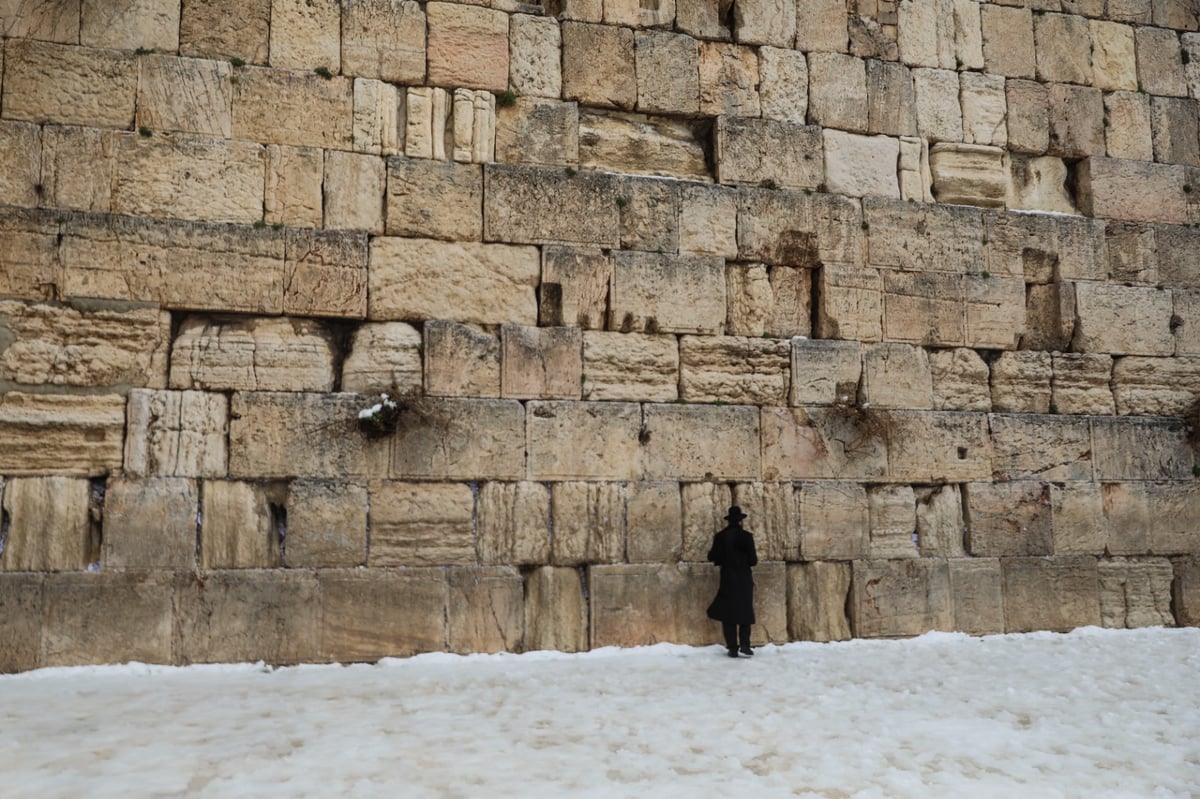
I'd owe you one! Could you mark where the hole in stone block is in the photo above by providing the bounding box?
[640,0,660,8]
[87,477,107,567]
[957,446,968,460]
[0,502,9,559]
[269,501,288,564]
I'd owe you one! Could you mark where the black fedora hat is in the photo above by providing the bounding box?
[725,505,747,522]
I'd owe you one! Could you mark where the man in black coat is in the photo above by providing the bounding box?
[706,505,758,658]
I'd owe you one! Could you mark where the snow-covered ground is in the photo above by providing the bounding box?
[2,627,1198,799]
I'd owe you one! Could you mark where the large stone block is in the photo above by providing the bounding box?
[808,52,868,132]
[200,480,283,569]
[761,406,888,481]
[965,273,1025,350]
[0,120,41,209]
[674,0,727,38]
[880,270,965,346]
[981,5,1035,78]
[617,176,681,253]
[170,316,335,393]
[679,336,790,405]
[1002,556,1100,633]
[41,573,173,666]
[799,481,869,560]
[609,251,726,335]
[734,0,794,46]
[341,0,425,84]
[860,343,933,410]
[269,0,340,71]
[391,397,525,480]
[759,46,808,124]
[324,150,385,233]
[283,229,369,318]
[681,482,732,562]
[679,183,738,258]
[369,481,475,566]
[1050,482,1107,555]
[850,558,953,638]
[2,40,136,128]
[562,21,635,110]
[0,393,124,476]
[180,0,270,63]
[1,477,92,571]
[1151,96,1200,167]
[1098,558,1174,628]
[0,573,43,673]
[795,0,849,53]
[551,482,625,565]
[823,130,900,199]
[136,55,232,138]
[1046,83,1105,159]
[989,414,1094,482]
[527,400,641,481]
[341,322,422,396]
[422,321,499,398]
[948,558,1004,635]
[916,484,964,558]
[319,569,447,660]
[865,197,983,274]
[1073,282,1175,356]
[866,60,918,137]
[425,2,507,91]
[1174,556,1200,627]
[1076,157,1188,225]
[642,404,761,481]
[1113,356,1200,416]
[352,76,402,156]
[582,331,678,402]
[1051,353,1114,415]
[1092,417,1193,481]
[731,481,800,562]
[787,561,851,643]
[0,0,81,43]
[928,143,1008,208]
[887,410,992,482]
[724,264,769,336]
[477,481,550,565]
[580,111,708,181]
[633,30,699,115]
[1034,12,1092,85]
[715,116,822,190]
[626,481,682,562]
[495,98,580,167]
[1158,224,1200,288]
[264,145,323,228]
[1022,281,1076,351]
[985,211,1106,282]
[963,481,1053,557]
[509,13,561,99]
[38,126,117,214]
[1006,79,1049,155]
[124,389,227,478]
[991,350,1052,413]
[446,567,523,654]
[500,325,582,400]
[284,479,368,568]
[1090,20,1138,92]
[524,566,588,653]
[484,163,620,247]
[766,266,813,338]
[232,67,353,150]
[867,484,918,559]
[1137,26,1188,98]
[739,189,863,266]
[1006,154,1078,215]
[816,264,883,343]
[1104,91,1154,161]
[960,73,1008,148]
[698,42,760,117]
[912,67,963,143]
[929,348,990,412]
[1139,483,1200,555]
[540,248,611,330]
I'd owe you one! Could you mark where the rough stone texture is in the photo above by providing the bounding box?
[964,481,1053,557]
[1104,91,1154,161]
[369,481,475,566]
[1137,26,1188,98]
[1076,157,1188,225]
[759,47,808,124]
[767,266,814,338]
[799,481,869,560]
[485,164,620,247]
[38,125,117,214]
[562,21,635,110]
[477,481,550,566]
[495,98,580,167]
[1073,282,1175,356]
[795,0,849,53]
[698,42,760,117]
[916,484,965,558]
[124,389,228,478]
[808,53,868,133]
[626,482,682,563]
[865,198,983,274]
[0,573,43,673]
[170,316,335,393]
[867,60,918,137]
[949,558,1005,635]
[1007,155,1077,215]
[200,480,283,569]
[609,251,726,335]
[816,264,883,343]
[447,567,524,654]
[880,270,964,347]
[341,0,426,84]
[136,55,232,139]
[264,145,323,228]
[867,484,918,559]
[1051,353,1115,415]
[284,229,369,319]
[0,393,125,476]
[580,111,708,181]
[391,397,526,480]
[1002,556,1101,633]
[986,208,1106,283]
[41,573,173,667]
[1050,482,1106,555]
[674,0,727,39]
[1098,558,1174,628]
[1,477,92,572]
[643,404,761,481]
[551,482,625,565]
[1091,416,1193,482]
[887,410,992,483]
[634,30,699,115]
[681,482,732,562]
[1090,20,1138,92]
[0,0,82,44]
[232,68,353,150]
[538,247,609,330]
[740,189,863,267]
[788,340,861,406]
[319,569,447,660]
[725,264,771,336]
[509,13,561,99]
[761,406,888,481]
[989,414,1094,482]
[928,143,1007,208]
[527,401,641,480]
[341,322,422,396]
[960,73,1008,148]
[1047,83,1105,159]
[823,130,900,199]
[324,150,385,233]
[524,566,588,653]
[929,348,990,412]
[1151,96,1200,168]
[679,336,790,405]
[1006,79,1050,155]
[2,40,136,129]
[269,0,340,72]
[425,3,508,91]
[582,331,678,402]
[981,4,1035,78]
[180,0,270,62]
[1174,556,1200,627]
[787,561,851,642]
[385,158,481,241]
[101,477,197,570]
[850,558,953,638]
[913,67,963,143]
[1112,356,1200,416]
[734,0,794,46]
[1034,12,1092,85]
[991,351,1053,414]
[715,117,822,190]
[618,176,681,253]
[860,343,933,410]
[501,324,583,400]
[730,481,799,562]
[680,183,738,258]
[285,479,368,568]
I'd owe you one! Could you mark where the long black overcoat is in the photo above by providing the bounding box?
[705,523,758,625]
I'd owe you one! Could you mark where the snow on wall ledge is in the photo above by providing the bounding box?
[2,0,1200,672]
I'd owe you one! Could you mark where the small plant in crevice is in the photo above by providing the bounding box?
[1193,464,1200,478]
[1048,402,1059,415]
[1171,314,1184,333]
[615,195,629,208]
[1184,185,1193,194]
[314,65,334,79]
[253,219,267,229]
[980,270,991,279]
[761,178,779,190]
[135,47,152,56]
[230,57,246,68]
[138,126,152,137]
[564,166,577,177]
[357,393,400,437]
[496,89,518,107]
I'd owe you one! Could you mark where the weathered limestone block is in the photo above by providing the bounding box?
[1157,224,1200,288]
[136,55,231,139]
[319,569,447,660]
[849,16,899,62]
[1046,83,1105,159]
[1076,157,1188,225]
[887,410,992,482]
[1137,26,1188,98]
[508,13,561,99]
[351,78,400,157]
[632,30,699,115]
[592,563,713,646]
[725,264,770,337]
[1034,12,1092,85]
[582,331,678,402]
[1143,484,1200,555]
[928,143,1007,207]
[867,484,918,558]
[1111,356,1200,416]
[385,159,481,241]
[1187,33,1200,100]
[759,47,807,124]
[1104,96,1152,165]
[807,53,868,133]
[527,401,641,480]
[866,60,918,137]
[767,266,814,338]
[986,209,1106,282]
[860,343,933,410]
[477,481,550,565]
[390,397,525,480]
[740,189,863,266]
[865,197,983,274]
[485,164,620,247]
[913,68,963,143]
[815,264,883,343]
[562,21,635,109]
[851,558,953,638]
[880,270,965,347]
[284,479,368,567]
[0,477,91,572]
[1006,79,1049,155]
[965,273,1025,350]
[681,481,732,561]
[283,229,367,319]
[618,176,681,254]
[990,351,1052,414]
[425,2,508,91]
[698,42,760,117]
[500,325,582,400]
[2,40,135,128]
[1002,556,1100,633]
[789,340,861,407]
[762,406,888,481]
[1088,20,1138,92]
[201,480,282,569]
[537,247,607,330]
[960,73,1008,148]
[341,322,421,397]
[916,484,964,558]
[403,86,446,160]
[679,336,790,405]
[0,573,43,672]
[324,151,385,233]
[626,482,681,562]
[0,300,168,390]
[169,316,334,394]
[495,97,580,167]
[1151,96,1200,167]
[370,237,538,325]
[0,213,61,302]
[229,392,391,478]
[929,348,990,412]
[423,321,500,398]
[609,251,726,334]
[179,0,269,62]
[1174,556,1200,626]
[964,481,1053,557]
[369,481,475,566]
[823,130,900,199]
[1051,353,1115,415]
[1103,482,1156,555]
[1007,155,1077,215]
[341,0,425,84]
[795,0,849,52]
[643,404,761,481]
[788,562,851,642]
[446,567,523,654]
[947,558,1004,634]
[1092,416,1193,481]
[232,67,353,150]
[990,414,1093,482]
[715,117,821,190]
[264,145,323,228]
[674,0,727,38]
[680,183,738,258]
[551,482,625,565]
[579,111,708,181]
[0,0,81,43]
[799,481,869,560]
[0,121,40,209]
[102,477,197,570]
[0,393,124,476]
[897,0,952,69]
[981,5,1035,78]
[1020,280,1076,349]
[730,481,799,561]
[523,567,587,652]
[1073,282,1175,356]
[124,389,227,478]
[1174,291,1200,355]
[270,0,340,71]
[730,0,793,45]
[38,126,117,214]
[603,0,675,27]
[1050,482,1106,555]
[41,573,173,667]
[1098,558,1174,628]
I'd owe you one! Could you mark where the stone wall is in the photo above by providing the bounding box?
[2,0,1199,672]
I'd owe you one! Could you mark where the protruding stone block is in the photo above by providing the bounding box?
[929,142,1008,207]
[851,558,953,638]
[170,316,336,393]
[478,481,550,566]
[787,561,851,642]
[1076,157,1188,225]
[1,477,92,572]
[527,401,641,480]
[369,481,475,566]
[485,163,620,247]
[582,331,678,402]
[642,404,761,481]
[823,130,900,199]
[930,348,990,412]
[1052,353,1115,415]
[1002,556,1100,633]
[0,393,125,476]
[284,479,368,568]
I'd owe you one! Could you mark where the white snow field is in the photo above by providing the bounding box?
[2,627,1198,799]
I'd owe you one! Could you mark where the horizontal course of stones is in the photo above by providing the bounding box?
[2,0,1200,672]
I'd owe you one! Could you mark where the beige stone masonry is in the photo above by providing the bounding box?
[880,270,965,346]
[626,481,682,562]
[761,405,888,481]
[527,400,641,480]
[991,351,1052,413]
[1104,91,1154,160]
[284,479,368,567]
[823,130,901,199]
[808,53,868,132]
[1047,83,1105,158]
[887,410,993,482]
[698,42,760,117]
[948,558,1004,635]
[510,13,562,98]
[865,198,983,274]
[990,413,1094,482]
[1050,482,1106,554]
[1092,416,1193,481]
[930,348,990,412]
[1089,20,1138,91]
[799,481,869,559]
[403,86,444,160]
[551,482,625,565]
[680,482,731,561]
[851,558,953,638]
[500,324,583,400]
[319,569,447,660]
[485,164,620,247]
[368,481,475,566]
[986,211,1106,283]
[730,481,799,561]
[170,316,335,393]
[1073,282,1175,356]
[370,237,539,325]
[38,126,118,214]
[633,30,699,115]
[679,336,790,405]
[0,573,43,672]
[609,251,726,335]
[1100,217,1156,287]
[426,3,508,92]
[981,5,1035,78]
[478,481,550,565]
[1034,12,1093,85]
[642,403,761,481]
[960,74,1008,148]
[341,322,423,396]
[270,0,340,72]
[861,343,933,409]
[796,0,849,52]
[324,150,385,233]
[524,566,588,653]
[591,563,715,647]
[787,561,851,642]
[392,397,526,480]
[582,331,678,402]
[1187,33,1200,99]
[964,481,1053,557]
[539,247,608,329]
[867,60,918,137]
[1,0,81,43]
[180,0,270,63]
[1050,353,1114,415]
[386,158,482,241]
[264,145,323,229]
[965,273,1025,350]
[715,117,822,190]
[1111,356,1200,415]
[674,0,726,39]
[0,121,39,210]
[759,47,808,124]
[1007,155,1078,215]
[351,79,400,157]
[1141,483,1200,554]
[618,176,681,253]
[201,479,283,569]
[1,477,92,572]
[447,567,524,654]
[232,67,353,150]
[679,183,738,258]
[733,0,794,46]
[341,0,426,84]
[580,111,709,181]
[1023,281,1077,351]
[136,55,232,139]
[0,393,125,475]
[1006,79,1049,154]
[767,266,814,338]
[2,40,136,129]
[604,0,676,28]
[102,477,198,570]
[495,97,580,167]
[929,142,1007,207]
[816,264,883,343]
[1151,96,1200,167]
[1177,556,1200,626]
[740,189,864,267]
[1002,556,1100,633]
[897,0,951,69]
[284,229,368,319]
[1137,26,1188,97]
[913,68,963,143]
[42,573,173,667]
[725,264,771,336]
[1076,157,1188,225]
[867,484,918,558]
[1098,558,1174,627]
[1158,224,1200,288]
[424,321,501,397]
[916,484,965,558]
[562,21,636,109]
[124,389,228,478]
